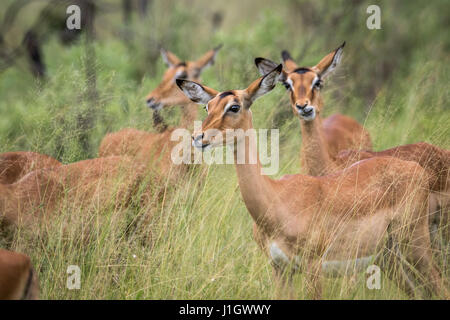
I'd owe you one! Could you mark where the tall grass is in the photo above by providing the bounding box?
[0,0,448,299]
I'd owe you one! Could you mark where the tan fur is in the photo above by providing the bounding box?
[99,128,189,183]
[336,142,450,240]
[287,55,371,175]
[0,156,156,229]
[0,249,39,300]
[0,151,61,184]
[180,68,447,299]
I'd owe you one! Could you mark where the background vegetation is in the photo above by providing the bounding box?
[0,0,448,299]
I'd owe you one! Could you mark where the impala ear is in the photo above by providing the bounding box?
[254,57,278,76]
[312,42,345,78]
[255,57,287,83]
[281,50,299,73]
[244,64,282,107]
[191,44,223,77]
[160,48,182,67]
[176,79,218,104]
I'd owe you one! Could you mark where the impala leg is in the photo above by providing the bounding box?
[402,220,449,299]
[376,237,418,299]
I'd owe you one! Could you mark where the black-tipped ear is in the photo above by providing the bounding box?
[280,50,298,72]
[281,50,292,62]
[312,41,346,78]
[245,64,283,105]
[176,79,218,104]
[192,45,223,76]
[175,79,187,90]
[254,57,264,66]
[254,57,279,76]
[273,64,283,73]
[160,48,182,67]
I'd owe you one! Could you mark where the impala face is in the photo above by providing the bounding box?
[255,42,345,122]
[193,90,247,149]
[176,64,282,150]
[145,46,222,110]
[284,69,322,121]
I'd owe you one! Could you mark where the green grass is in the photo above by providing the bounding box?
[0,0,448,299]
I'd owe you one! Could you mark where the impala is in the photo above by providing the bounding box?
[257,47,449,246]
[0,156,154,230]
[145,45,222,129]
[0,249,39,300]
[176,65,447,299]
[255,43,372,176]
[99,46,222,181]
[0,151,61,184]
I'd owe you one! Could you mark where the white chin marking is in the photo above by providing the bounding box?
[299,113,316,121]
[192,141,202,149]
[297,107,316,121]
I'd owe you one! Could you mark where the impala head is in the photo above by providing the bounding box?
[145,45,222,110]
[176,64,282,149]
[255,42,345,121]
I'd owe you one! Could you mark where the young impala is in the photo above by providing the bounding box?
[255,43,372,176]
[176,65,447,299]
[99,46,221,181]
[0,151,61,184]
[0,156,154,230]
[0,249,39,300]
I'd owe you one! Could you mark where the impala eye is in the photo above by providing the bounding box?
[282,82,291,90]
[228,105,240,113]
[313,79,323,90]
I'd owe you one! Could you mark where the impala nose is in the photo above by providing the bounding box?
[192,133,204,142]
[296,103,308,111]
[146,98,162,110]
[296,103,315,119]
[192,133,209,149]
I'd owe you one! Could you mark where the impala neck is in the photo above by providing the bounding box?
[300,114,334,176]
[180,103,198,129]
[233,118,280,232]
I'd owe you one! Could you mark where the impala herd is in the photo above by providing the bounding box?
[0,43,448,300]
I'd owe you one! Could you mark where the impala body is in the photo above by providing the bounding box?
[177,65,447,299]
[0,151,61,184]
[336,142,450,242]
[0,249,39,300]
[0,156,154,229]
